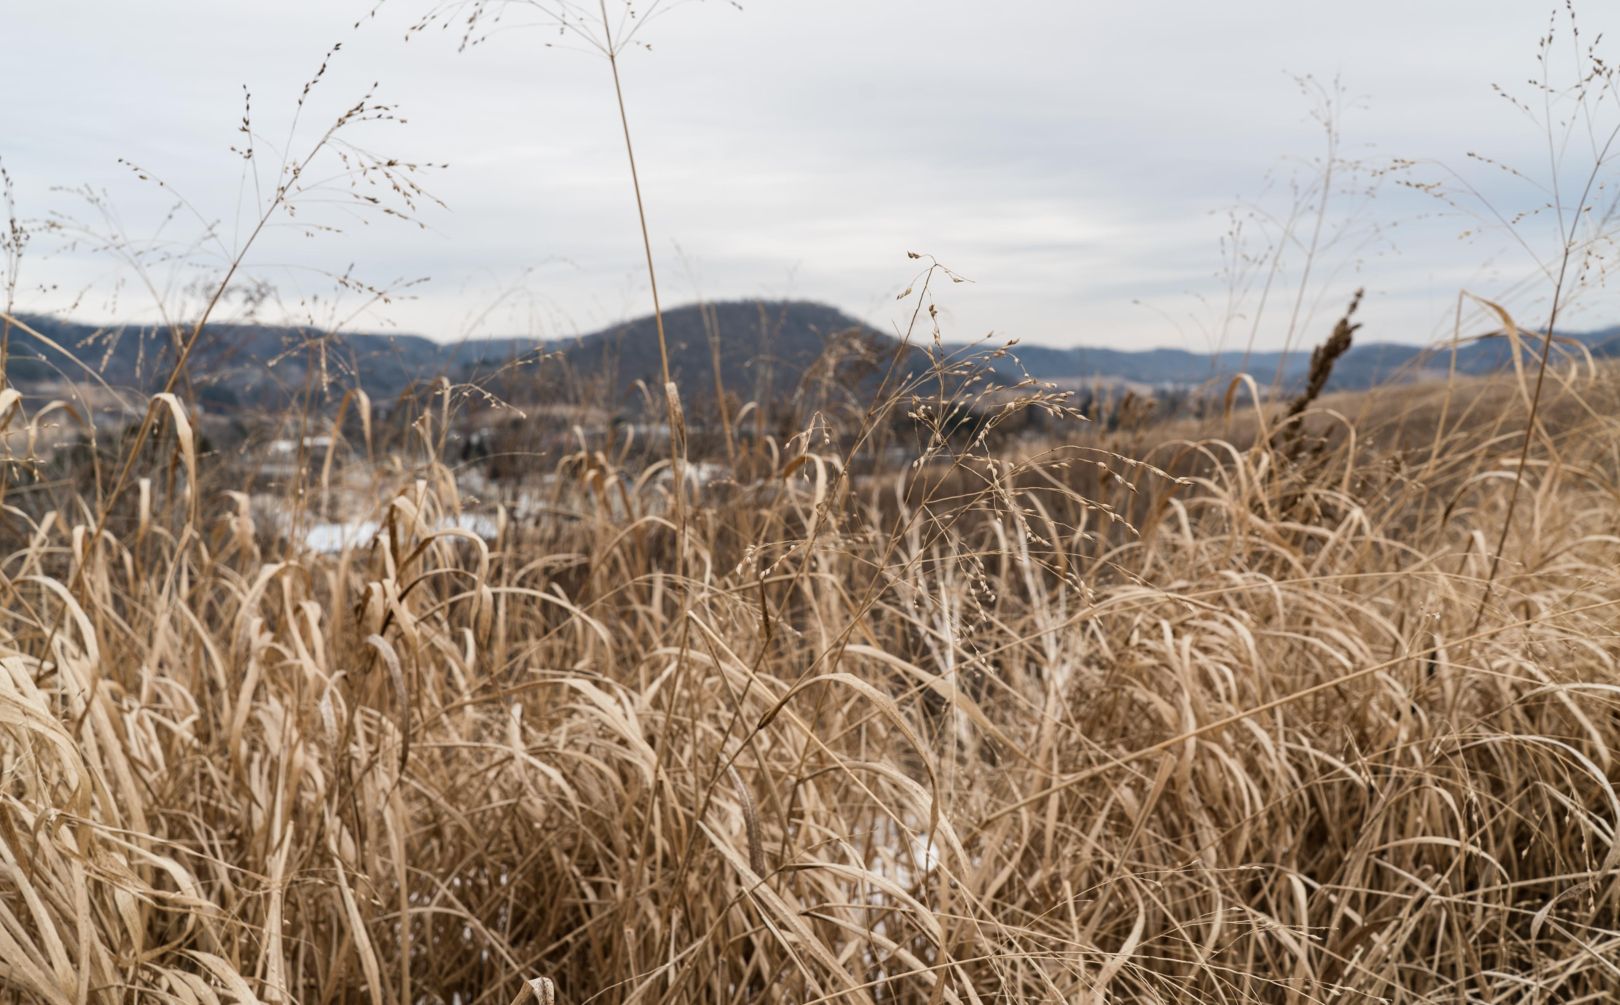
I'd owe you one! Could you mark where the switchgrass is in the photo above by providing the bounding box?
[2,296,1619,1003]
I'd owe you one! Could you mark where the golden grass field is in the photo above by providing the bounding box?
[4,4,1620,1000]
[2,311,1619,1003]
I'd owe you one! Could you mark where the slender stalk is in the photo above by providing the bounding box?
[1467,106,1620,634]
[595,1,699,958]
[1465,269,1566,635]
[599,0,675,425]
[1272,96,1337,388]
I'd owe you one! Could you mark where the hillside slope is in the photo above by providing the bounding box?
[4,302,1616,411]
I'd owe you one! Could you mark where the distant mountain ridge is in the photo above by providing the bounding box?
[5,300,1618,412]
[1,301,881,410]
[982,330,1620,390]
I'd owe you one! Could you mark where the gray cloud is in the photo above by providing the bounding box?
[4,0,1617,350]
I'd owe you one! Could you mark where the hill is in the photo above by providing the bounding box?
[4,301,1617,413]
[0,301,887,412]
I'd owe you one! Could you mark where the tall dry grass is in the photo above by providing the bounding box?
[3,5,1620,1002]
[2,298,1620,1002]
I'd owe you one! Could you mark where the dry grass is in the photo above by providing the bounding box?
[3,5,1620,1000]
[1,317,1619,1003]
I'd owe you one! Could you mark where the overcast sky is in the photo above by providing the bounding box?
[6,1,1620,350]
